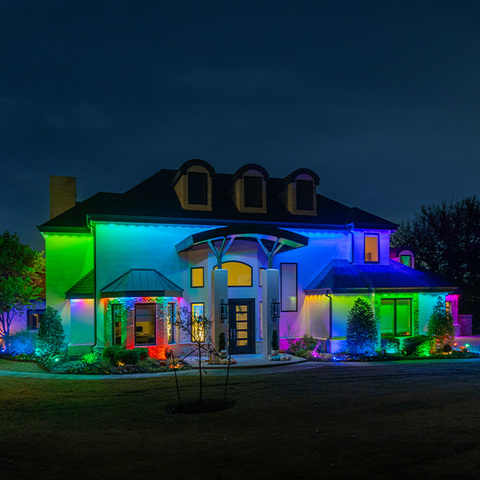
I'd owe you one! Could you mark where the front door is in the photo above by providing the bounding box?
[228,299,255,354]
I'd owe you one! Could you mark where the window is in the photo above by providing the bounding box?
[191,267,204,288]
[281,263,297,312]
[188,171,208,205]
[111,304,122,346]
[445,301,452,318]
[400,254,412,267]
[364,234,379,262]
[259,301,263,339]
[259,267,265,287]
[27,309,44,330]
[134,303,156,346]
[244,176,262,208]
[167,303,176,344]
[380,299,411,336]
[214,261,252,287]
[191,303,205,342]
[296,179,314,211]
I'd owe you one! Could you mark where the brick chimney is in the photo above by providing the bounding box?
[49,175,76,219]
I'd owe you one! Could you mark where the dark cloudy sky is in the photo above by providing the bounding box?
[1,0,480,251]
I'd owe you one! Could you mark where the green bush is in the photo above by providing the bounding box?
[82,352,100,364]
[102,346,124,364]
[403,335,432,356]
[380,335,400,354]
[114,348,142,365]
[346,298,378,354]
[35,307,66,357]
[8,329,37,356]
[49,360,114,375]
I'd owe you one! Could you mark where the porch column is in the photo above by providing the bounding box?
[262,268,280,359]
[211,268,228,352]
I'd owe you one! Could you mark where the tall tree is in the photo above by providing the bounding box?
[0,231,44,350]
[392,196,480,330]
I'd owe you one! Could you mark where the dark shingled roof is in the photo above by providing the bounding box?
[100,269,183,298]
[65,270,94,299]
[305,260,456,293]
[38,166,398,231]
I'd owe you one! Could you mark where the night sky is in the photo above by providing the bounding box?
[2,0,480,251]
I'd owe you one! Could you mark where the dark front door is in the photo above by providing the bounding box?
[228,299,255,354]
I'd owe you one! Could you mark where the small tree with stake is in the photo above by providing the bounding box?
[346,297,378,355]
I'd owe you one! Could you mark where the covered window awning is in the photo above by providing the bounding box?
[65,270,94,299]
[175,225,308,268]
[101,269,183,298]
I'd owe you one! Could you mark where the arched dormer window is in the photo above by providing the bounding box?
[214,261,253,287]
[171,159,215,211]
[277,168,320,216]
[230,164,269,213]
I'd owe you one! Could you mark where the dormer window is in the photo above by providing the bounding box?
[365,234,379,263]
[171,159,214,211]
[230,164,268,213]
[188,171,208,205]
[296,179,314,211]
[278,168,319,216]
[244,176,263,208]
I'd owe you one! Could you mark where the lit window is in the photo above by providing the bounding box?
[27,309,44,330]
[296,179,314,210]
[244,176,262,208]
[214,261,252,287]
[365,234,379,262]
[167,303,176,344]
[191,303,205,342]
[111,304,122,346]
[259,267,265,287]
[191,267,204,288]
[135,303,156,346]
[380,299,411,336]
[400,254,411,267]
[281,263,297,312]
[188,171,208,205]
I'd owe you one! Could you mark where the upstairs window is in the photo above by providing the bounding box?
[400,254,412,267]
[188,171,208,205]
[244,176,263,208]
[191,267,204,288]
[364,234,379,263]
[214,261,252,287]
[296,179,314,211]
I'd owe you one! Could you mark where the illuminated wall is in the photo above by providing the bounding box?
[70,299,94,345]
[45,233,94,342]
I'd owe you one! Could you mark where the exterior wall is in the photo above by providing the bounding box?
[45,233,94,343]
[418,293,444,334]
[304,294,330,339]
[70,299,94,345]
[352,230,391,266]
[330,294,373,338]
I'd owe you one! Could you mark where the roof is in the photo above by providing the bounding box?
[65,270,94,299]
[38,164,398,232]
[100,269,183,298]
[305,259,456,294]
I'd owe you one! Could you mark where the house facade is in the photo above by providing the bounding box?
[38,160,458,358]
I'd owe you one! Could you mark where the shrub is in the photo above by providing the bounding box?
[102,345,124,364]
[346,298,378,354]
[8,329,37,356]
[49,360,114,375]
[218,332,226,351]
[82,352,100,364]
[287,334,319,359]
[403,335,432,356]
[427,297,455,351]
[114,348,142,365]
[35,307,66,357]
[380,335,400,354]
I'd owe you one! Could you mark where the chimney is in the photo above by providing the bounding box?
[49,175,77,219]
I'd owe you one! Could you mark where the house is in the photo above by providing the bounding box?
[38,160,459,358]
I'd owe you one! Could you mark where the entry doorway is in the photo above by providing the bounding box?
[228,299,255,354]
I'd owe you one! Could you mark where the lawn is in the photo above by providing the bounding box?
[1,360,479,479]
[0,358,45,373]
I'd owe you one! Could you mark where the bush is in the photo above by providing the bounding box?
[82,352,100,364]
[428,297,455,351]
[8,329,37,356]
[35,307,66,357]
[102,345,124,364]
[346,298,378,354]
[49,360,114,375]
[380,335,400,354]
[114,348,142,365]
[287,334,319,358]
[403,335,432,356]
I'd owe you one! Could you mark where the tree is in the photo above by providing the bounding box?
[346,298,378,354]
[427,297,455,351]
[0,231,44,351]
[35,307,66,356]
[392,196,480,332]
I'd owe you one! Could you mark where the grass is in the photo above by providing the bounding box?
[1,360,480,479]
[0,358,45,373]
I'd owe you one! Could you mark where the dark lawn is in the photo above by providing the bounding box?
[1,360,479,480]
